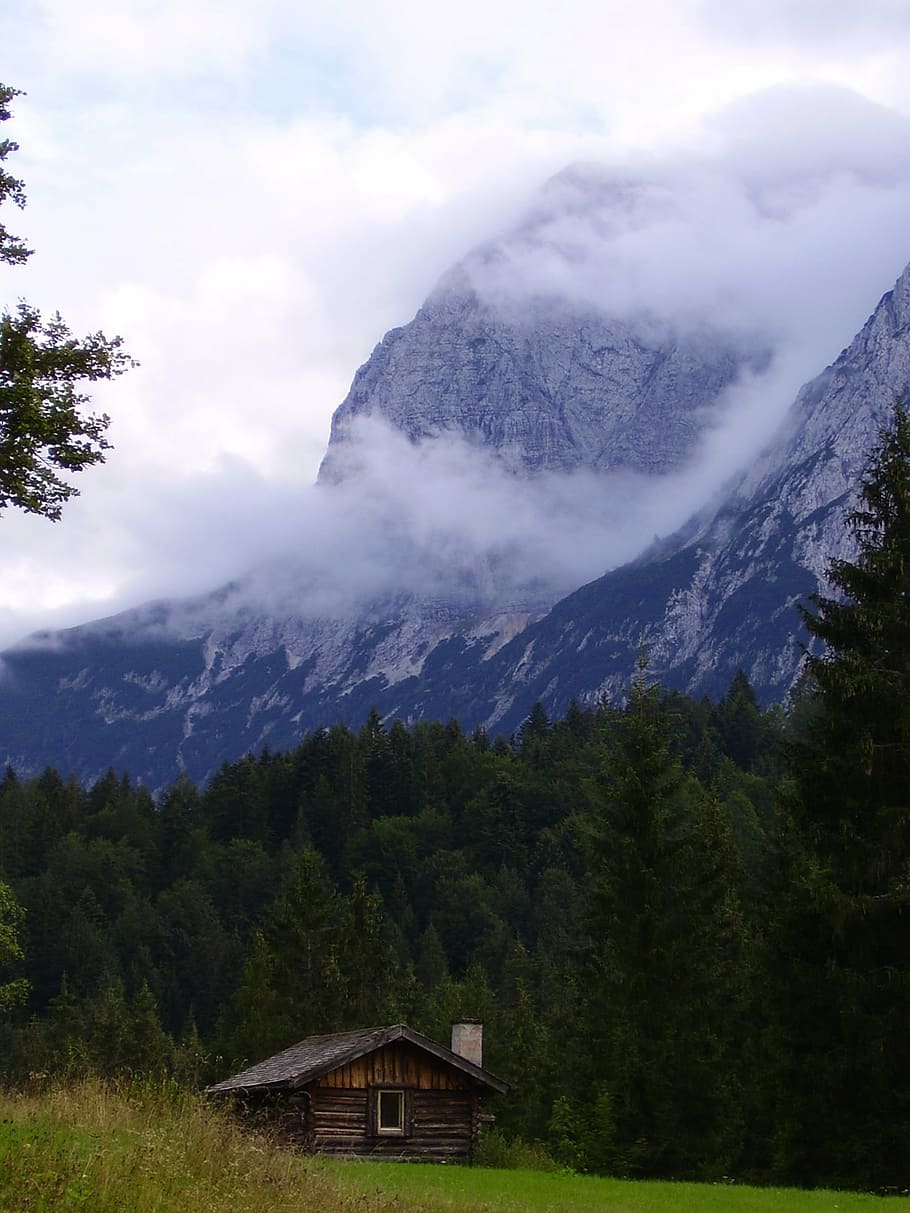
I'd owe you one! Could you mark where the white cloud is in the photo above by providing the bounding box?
[28,0,278,78]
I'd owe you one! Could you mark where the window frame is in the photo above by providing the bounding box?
[370,1085,413,1138]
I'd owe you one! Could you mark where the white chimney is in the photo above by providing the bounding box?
[451,1019,483,1067]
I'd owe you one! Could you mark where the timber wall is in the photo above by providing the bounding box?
[309,1087,478,1161]
[244,1041,484,1162]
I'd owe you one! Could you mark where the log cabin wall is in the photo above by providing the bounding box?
[309,1088,480,1160]
[247,1041,485,1161]
[312,1041,480,1161]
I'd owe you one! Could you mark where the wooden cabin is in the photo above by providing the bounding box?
[208,1020,507,1162]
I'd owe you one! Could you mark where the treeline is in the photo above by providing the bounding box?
[0,678,814,1181]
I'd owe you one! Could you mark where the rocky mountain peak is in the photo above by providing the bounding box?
[319,165,770,485]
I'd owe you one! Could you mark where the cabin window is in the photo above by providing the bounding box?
[377,1088,405,1134]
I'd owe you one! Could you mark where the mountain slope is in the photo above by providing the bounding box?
[319,165,766,483]
[319,274,756,483]
[3,256,907,787]
[456,258,910,725]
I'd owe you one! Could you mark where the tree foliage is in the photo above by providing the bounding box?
[0,83,132,520]
[0,879,28,1013]
[581,670,747,1178]
[766,404,910,1187]
[0,686,785,1174]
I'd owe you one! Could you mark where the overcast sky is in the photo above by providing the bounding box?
[3,0,910,647]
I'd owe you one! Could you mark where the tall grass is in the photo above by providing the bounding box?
[0,1077,386,1213]
[1,1080,907,1213]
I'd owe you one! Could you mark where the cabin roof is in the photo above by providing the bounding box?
[207,1023,509,1096]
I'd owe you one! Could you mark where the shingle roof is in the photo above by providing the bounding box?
[207,1023,508,1095]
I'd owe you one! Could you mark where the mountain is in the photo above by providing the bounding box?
[2,172,907,790]
[320,165,766,483]
[455,257,910,724]
[319,277,756,485]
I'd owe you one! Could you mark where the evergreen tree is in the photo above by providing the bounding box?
[337,877,394,1025]
[496,941,553,1141]
[415,922,448,990]
[710,671,767,771]
[157,774,205,888]
[173,1010,207,1088]
[81,976,133,1076]
[0,879,28,1013]
[124,980,175,1076]
[581,668,746,1178]
[766,405,910,1188]
[266,847,346,1037]
[212,931,289,1071]
[44,973,88,1074]
[519,703,551,768]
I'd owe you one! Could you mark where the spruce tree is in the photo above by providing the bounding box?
[125,981,175,1077]
[581,668,746,1178]
[212,931,289,1071]
[768,405,910,1188]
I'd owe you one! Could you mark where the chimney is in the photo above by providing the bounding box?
[451,1019,483,1067]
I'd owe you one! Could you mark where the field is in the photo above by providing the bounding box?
[0,1080,907,1213]
[327,1161,909,1213]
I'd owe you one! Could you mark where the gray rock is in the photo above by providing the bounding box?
[320,166,767,483]
[468,259,910,722]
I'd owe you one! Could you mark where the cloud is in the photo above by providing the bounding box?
[466,86,910,443]
[119,412,752,642]
[25,0,278,80]
[186,85,910,641]
[700,0,910,50]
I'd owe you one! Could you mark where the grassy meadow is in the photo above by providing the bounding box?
[0,1079,907,1213]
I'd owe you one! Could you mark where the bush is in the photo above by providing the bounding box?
[474,1127,559,1171]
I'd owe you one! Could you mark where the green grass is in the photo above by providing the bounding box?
[0,1079,377,1213]
[0,1079,907,1213]
[325,1160,910,1213]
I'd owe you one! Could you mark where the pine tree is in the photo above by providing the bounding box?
[337,878,394,1025]
[125,981,175,1077]
[212,931,289,1071]
[260,846,348,1039]
[173,1010,206,1088]
[710,671,770,772]
[767,405,910,1188]
[82,976,132,1076]
[44,973,87,1074]
[581,667,746,1178]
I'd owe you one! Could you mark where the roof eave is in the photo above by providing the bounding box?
[207,1023,509,1097]
[395,1025,509,1093]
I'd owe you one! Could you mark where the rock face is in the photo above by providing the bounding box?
[457,258,910,724]
[319,275,756,483]
[2,179,908,790]
[319,165,767,483]
[0,592,545,789]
